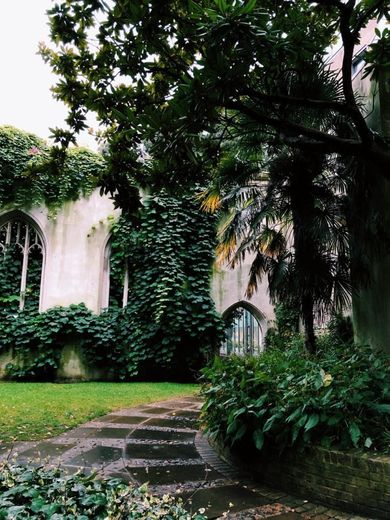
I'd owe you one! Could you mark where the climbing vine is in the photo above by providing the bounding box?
[0,130,224,381]
[0,126,105,212]
[0,193,224,381]
[106,193,225,379]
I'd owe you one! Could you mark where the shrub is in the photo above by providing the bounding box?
[0,305,98,381]
[0,462,207,519]
[201,343,390,454]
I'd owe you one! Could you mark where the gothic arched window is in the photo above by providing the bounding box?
[221,304,264,356]
[101,238,129,309]
[0,215,44,312]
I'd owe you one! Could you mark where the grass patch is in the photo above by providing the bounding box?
[0,382,198,443]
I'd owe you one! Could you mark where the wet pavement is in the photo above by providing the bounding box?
[1,396,372,519]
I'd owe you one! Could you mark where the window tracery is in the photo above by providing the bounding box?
[0,216,44,311]
[221,304,264,356]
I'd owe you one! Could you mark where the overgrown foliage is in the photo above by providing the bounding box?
[264,304,300,350]
[204,147,352,353]
[0,126,104,212]
[114,194,224,379]
[201,343,390,454]
[41,0,390,352]
[41,0,390,166]
[0,462,206,519]
[0,305,99,380]
[0,125,223,380]
[0,194,223,381]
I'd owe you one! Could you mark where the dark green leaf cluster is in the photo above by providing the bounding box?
[0,305,100,380]
[364,27,390,80]
[104,193,225,380]
[201,343,390,454]
[0,462,207,519]
[0,126,105,211]
[42,0,390,176]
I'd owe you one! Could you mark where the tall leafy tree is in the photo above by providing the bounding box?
[41,0,390,350]
[41,0,389,166]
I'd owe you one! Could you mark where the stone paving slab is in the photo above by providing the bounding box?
[1,396,374,520]
[138,406,176,414]
[146,417,199,429]
[88,427,134,439]
[126,463,224,485]
[170,409,200,418]
[16,441,76,461]
[67,445,123,467]
[130,428,195,442]
[124,441,200,460]
[110,415,150,424]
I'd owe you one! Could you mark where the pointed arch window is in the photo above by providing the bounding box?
[221,304,264,356]
[0,216,44,312]
[101,238,129,309]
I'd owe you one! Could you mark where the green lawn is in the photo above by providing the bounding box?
[0,382,199,443]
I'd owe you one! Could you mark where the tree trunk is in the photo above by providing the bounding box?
[302,295,316,355]
[290,155,319,355]
[351,171,390,354]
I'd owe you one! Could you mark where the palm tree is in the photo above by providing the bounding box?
[202,148,351,354]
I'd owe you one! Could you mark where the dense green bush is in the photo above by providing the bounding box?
[0,462,207,519]
[264,304,300,350]
[0,305,101,380]
[0,303,204,381]
[201,344,389,454]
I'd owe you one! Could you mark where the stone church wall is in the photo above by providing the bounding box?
[0,189,274,380]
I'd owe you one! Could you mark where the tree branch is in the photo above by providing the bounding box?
[336,0,374,145]
[223,100,363,153]
[240,88,352,114]
[309,0,374,145]
[222,99,390,167]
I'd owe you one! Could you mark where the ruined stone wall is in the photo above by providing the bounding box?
[0,189,121,314]
[211,261,274,330]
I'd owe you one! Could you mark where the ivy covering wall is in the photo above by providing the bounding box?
[0,126,105,211]
[106,194,224,379]
[0,127,223,381]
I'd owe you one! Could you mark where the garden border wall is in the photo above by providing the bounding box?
[212,439,390,519]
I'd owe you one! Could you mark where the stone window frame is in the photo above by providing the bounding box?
[221,301,266,356]
[100,234,129,310]
[0,210,46,311]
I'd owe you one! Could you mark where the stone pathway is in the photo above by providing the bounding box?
[2,396,372,520]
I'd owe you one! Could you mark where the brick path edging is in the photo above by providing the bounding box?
[207,435,390,519]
